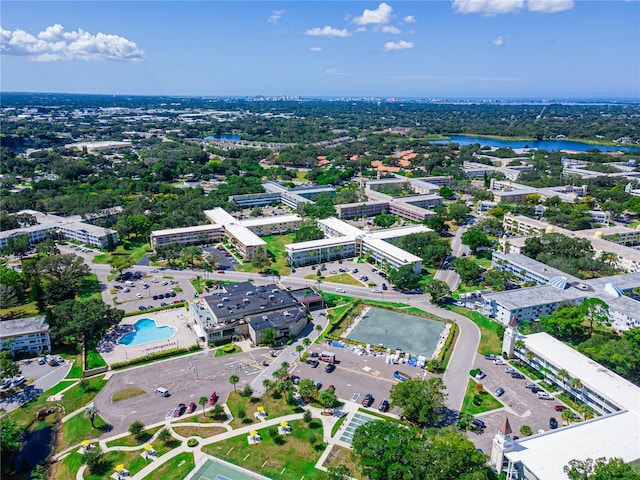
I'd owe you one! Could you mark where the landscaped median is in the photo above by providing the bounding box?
[460,376,504,416]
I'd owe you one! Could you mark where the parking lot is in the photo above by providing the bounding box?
[289,258,392,294]
[0,358,71,413]
[467,354,576,452]
[290,343,432,415]
[93,348,270,434]
[110,270,194,313]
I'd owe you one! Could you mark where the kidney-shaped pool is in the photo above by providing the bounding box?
[118,318,178,347]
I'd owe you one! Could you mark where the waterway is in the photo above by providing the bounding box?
[203,135,241,141]
[433,135,639,153]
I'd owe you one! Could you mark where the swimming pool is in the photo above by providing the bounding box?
[117,318,177,347]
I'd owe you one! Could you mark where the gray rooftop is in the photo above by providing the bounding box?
[0,316,49,337]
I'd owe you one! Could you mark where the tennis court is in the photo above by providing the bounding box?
[190,458,264,480]
[345,307,446,357]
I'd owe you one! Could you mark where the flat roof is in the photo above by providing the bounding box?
[362,238,422,264]
[584,272,640,291]
[366,224,431,240]
[317,218,364,237]
[493,252,582,284]
[223,223,266,247]
[203,208,236,225]
[240,214,301,228]
[524,332,640,413]
[285,236,356,252]
[151,224,222,237]
[0,210,116,240]
[484,285,586,310]
[335,200,389,209]
[506,411,640,479]
[0,316,49,337]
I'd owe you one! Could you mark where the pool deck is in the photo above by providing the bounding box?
[97,308,201,366]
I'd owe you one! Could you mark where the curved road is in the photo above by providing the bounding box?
[88,262,479,411]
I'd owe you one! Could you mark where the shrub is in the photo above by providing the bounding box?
[237,407,246,419]
[240,385,253,397]
[308,433,317,445]
[222,344,235,353]
[110,345,199,369]
[303,410,312,423]
[473,394,482,406]
[187,438,198,447]
[128,420,145,440]
[470,368,480,377]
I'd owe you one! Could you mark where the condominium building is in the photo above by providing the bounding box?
[0,316,51,355]
[335,201,388,220]
[150,224,224,250]
[0,210,118,249]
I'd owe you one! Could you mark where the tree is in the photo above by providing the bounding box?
[35,239,60,257]
[128,420,145,440]
[262,379,274,396]
[318,388,338,413]
[519,424,533,437]
[295,345,304,357]
[38,253,91,303]
[425,279,451,305]
[447,201,471,225]
[84,406,99,429]
[0,415,22,468]
[483,269,512,291]
[0,351,20,380]
[250,206,263,217]
[49,299,124,352]
[578,403,595,420]
[373,211,396,228]
[570,378,584,402]
[303,337,311,350]
[212,403,225,421]
[439,186,455,199]
[1,234,31,262]
[180,245,203,269]
[262,327,276,346]
[556,369,571,389]
[82,447,104,473]
[323,465,352,480]
[393,232,450,267]
[424,215,449,234]
[540,306,585,341]
[561,408,574,425]
[388,264,422,291]
[298,378,318,402]
[250,249,272,272]
[294,221,325,243]
[461,229,492,253]
[198,396,208,416]
[564,457,640,480]
[581,298,609,337]
[389,377,447,425]
[229,374,239,392]
[157,428,172,446]
[452,257,482,284]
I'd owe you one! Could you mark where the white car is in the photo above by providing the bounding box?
[335,288,346,293]
[493,358,506,365]
[123,287,130,293]
[11,376,26,387]
[136,293,143,298]
[371,288,382,293]
[151,278,159,283]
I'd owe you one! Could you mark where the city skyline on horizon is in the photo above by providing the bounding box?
[1,1,639,99]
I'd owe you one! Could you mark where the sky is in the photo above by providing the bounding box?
[1,1,639,99]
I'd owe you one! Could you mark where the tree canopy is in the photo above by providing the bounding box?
[393,232,450,267]
[389,377,447,425]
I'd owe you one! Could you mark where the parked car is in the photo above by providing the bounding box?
[218,270,225,274]
[371,288,382,293]
[475,370,486,380]
[505,367,517,374]
[524,382,536,389]
[186,402,197,414]
[1,379,12,389]
[554,405,568,412]
[11,376,26,387]
[484,354,496,360]
[55,356,64,363]
[378,399,390,412]
[472,418,486,429]
[382,283,388,290]
[511,372,525,379]
[307,359,319,368]
[495,387,505,397]
[493,358,506,365]
[362,393,374,407]
[136,293,143,298]
[173,403,186,417]
[537,391,554,400]
[325,364,335,373]
[37,357,46,365]
[549,417,558,429]
[335,288,346,293]
[138,306,147,311]
[313,381,322,390]
[289,375,300,385]
[209,392,218,404]
[531,386,543,393]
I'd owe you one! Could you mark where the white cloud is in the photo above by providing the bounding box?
[492,35,504,46]
[0,24,144,61]
[325,68,349,76]
[403,15,416,23]
[452,0,573,15]
[527,0,574,13]
[309,47,322,52]
[354,2,393,25]
[268,10,286,23]
[378,25,401,34]
[305,26,351,37]
[384,40,414,51]
[356,27,367,33]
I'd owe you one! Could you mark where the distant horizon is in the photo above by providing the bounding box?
[2,2,638,99]
[2,91,639,104]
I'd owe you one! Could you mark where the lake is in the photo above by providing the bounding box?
[433,135,639,153]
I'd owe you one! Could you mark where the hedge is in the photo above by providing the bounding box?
[123,302,186,317]
[110,344,200,369]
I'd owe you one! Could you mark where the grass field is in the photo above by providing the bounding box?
[449,307,503,355]
[140,451,195,480]
[93,240,151,266]
[57,411,108,453]
[460,379,504,416]
[85,348,106,369]
[105,425,163,448]
[0,300,39,319]
[112,386,146,402]
[236,233,294,276]
[172,425,227,438]
[306,273,363,286]
[204,419,325,480]
[226,391,303,429]
[78,274,102,302]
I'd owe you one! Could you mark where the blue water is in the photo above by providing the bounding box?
[203,135,241,141]
[433,135,639,153]
[118,318,177,347]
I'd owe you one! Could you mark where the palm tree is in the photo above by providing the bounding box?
[229,374,239,393]
[556,369,570,390]
[158,428,172,446]
[84,406,99,429]
[303,338,311,350]
[560,408,574,425]
[263,379,274,396]
[295,345,304,357]
[519,425,533,437]
[198,396,208,416]
[525,350,535,365]
[578,403,595,420]
[570,378,583,402]
[514,340,525,352]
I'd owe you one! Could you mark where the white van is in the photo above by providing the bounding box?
[124,281,135,287]
[154,387,169,397]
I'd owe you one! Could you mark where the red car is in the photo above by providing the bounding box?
[186,402,197,414]
[209,392,218,404]
[218,270,225,274]
[173,403,186,417]
[554,405,568,412]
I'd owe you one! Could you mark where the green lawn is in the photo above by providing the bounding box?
[449,307,503,355]
[57,411,108,453]
[140,451,195,480]
[0,300,40,318]
[85,348,107,369]
[78,274,102,302]
[460,379,504,416]
[105,425,163,447]
[226,390,303,429]
[66,357,84,379]
[214,345,240,357]
[204,419,325,480]
[47,380,77,396]
[93,240,151,266]
[112,386,147,402]
[309,273,363,286]
[235,234,294,276]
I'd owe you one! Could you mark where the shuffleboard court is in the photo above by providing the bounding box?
[190,458,264,480]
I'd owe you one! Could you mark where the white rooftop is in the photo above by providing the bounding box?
[523,333,640,414]
[203,208,237,226]
[240,214,301,228]
[506,411,640,479]
[285,236,356,252]
[317,217,365,237]
[362,238,423,264]
[223,223,266,247]
[366,224,430,241]
[151,224,222,236]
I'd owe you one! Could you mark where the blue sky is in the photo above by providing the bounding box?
[1,1,639,99]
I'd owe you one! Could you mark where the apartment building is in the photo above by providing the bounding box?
[0,316,51,355]
[150,224,224,250]
[335,201,388,220]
